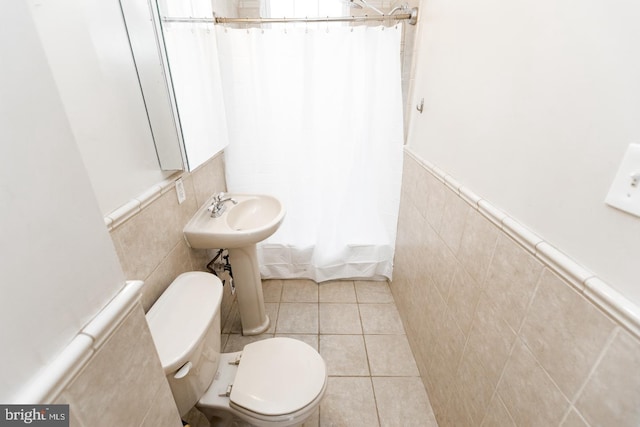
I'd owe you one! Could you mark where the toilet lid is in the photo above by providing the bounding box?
[146,272,223,373]
[230,337,327,416]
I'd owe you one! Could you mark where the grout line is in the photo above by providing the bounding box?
[569,410,592,427]
[514,267,545,335]
[558,408,572,427]
[517,333,575,407]
[569,327,619,408]
[489,328,523,422]
[495,273,580,414]
[369,375,382,427]
[497,393,518,427]
[271,300,281,335]
[495,366,521,426]
[478,388,498,427]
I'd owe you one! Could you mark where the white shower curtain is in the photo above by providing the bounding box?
[216,24,404,282]
[160,0,229,170]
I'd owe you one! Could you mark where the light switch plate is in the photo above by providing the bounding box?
[605,144,640,218]
[175,178,186,204]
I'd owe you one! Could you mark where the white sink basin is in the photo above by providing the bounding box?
[184,193,285,249]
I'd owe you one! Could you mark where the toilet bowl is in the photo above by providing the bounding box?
[146,272,327,427]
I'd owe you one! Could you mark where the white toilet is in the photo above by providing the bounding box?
[146,271,327,427]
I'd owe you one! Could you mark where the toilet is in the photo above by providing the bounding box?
[146,271,327,427]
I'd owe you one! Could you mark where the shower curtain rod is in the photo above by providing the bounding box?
[162,7,418,26]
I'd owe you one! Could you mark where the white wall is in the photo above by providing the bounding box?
[0,2,125,400]
[28,0,174,215]
[407,0,640,305]
[211,0,239,17]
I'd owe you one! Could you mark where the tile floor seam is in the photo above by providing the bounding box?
[357,302,372,380]
[213,280,437,426]
[369,375,383,427]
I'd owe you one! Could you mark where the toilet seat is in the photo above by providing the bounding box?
[230,380,326,425]
[230,337,327,417]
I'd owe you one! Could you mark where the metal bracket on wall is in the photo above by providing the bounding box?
[416,98,424,114]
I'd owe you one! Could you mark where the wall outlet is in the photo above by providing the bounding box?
[605,144,640,218]
[175,178,186,204]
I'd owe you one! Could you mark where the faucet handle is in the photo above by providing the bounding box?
[214,191,226,202]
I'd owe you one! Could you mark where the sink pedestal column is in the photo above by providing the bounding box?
[228,244,270,335]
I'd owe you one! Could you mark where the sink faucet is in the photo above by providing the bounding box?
[208,192,237,218]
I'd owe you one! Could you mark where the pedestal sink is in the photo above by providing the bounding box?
[184,193,285,335]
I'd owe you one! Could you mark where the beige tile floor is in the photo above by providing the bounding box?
[186,279,438,427]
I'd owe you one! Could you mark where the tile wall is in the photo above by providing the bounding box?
[60,152,230,426]
[392,149,640,426]
[107,152,232,317]
[55,302,181,427]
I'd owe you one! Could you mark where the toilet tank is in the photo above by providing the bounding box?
[146,272,224,416]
